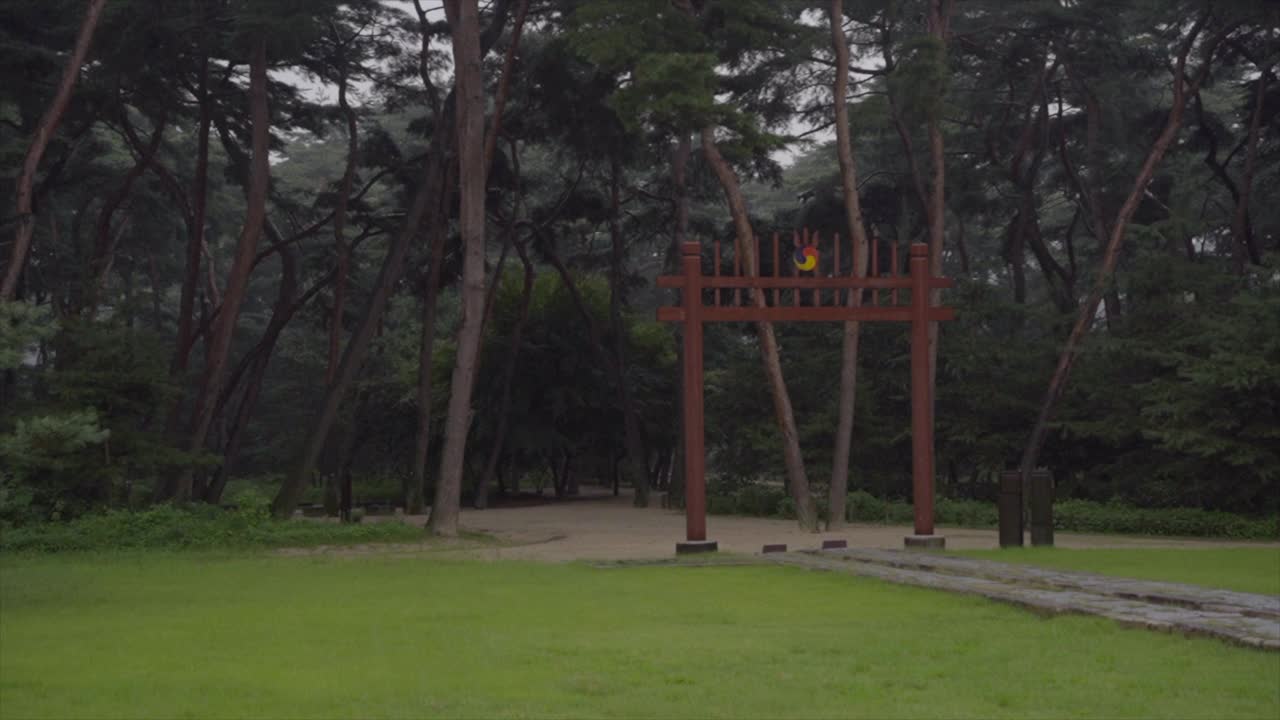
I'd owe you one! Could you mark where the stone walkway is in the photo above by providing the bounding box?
[768,549,1280,651]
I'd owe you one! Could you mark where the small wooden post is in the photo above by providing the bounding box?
[1029,469,1054,546]
[906,243,941,549]
[999,471,1023,547]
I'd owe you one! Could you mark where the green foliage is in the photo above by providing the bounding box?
[0,319,199,520]
[0,410,110,520]
[1052,500,1278,540]
[888,35,949,125]
[0,471,37,527]
[706,487,1274,539]
[0,505,422,553]
[0,302,56,370]
[0,409,110,477]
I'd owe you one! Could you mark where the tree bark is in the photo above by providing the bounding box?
[608,154,652,507]
[86,110,168,318]
[171,36,273,504]
[205,242,299,505]
[328,69,359,385]
[272,0,515,520]
[665,134,691,507]
[2,0,108,301]
[408,173,452,515]
[924,0,953,479]
[481,0,528,174]
[827,0,872,530]
[701,128,818,531]
[173,51,213,376]
[475,235,535,509]
[1018,12,1229,483]
[412,1,525,514]
[1233,64,1269,268]
[429,0,488,537]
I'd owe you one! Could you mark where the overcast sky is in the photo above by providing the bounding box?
[283,0,835,166]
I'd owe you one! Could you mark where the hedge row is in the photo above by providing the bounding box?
[708,487,1277,540]
[0,503,423,552]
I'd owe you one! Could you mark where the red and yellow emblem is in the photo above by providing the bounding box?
[793,245,818,271]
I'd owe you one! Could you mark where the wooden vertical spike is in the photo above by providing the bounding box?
[891,241,899,305]
[833,231,841,307]
[871,236,880,306]
[792,230,800,307]
[715,238,723,306]
[772,232,780,306]
[815,230,821,306]
[733,239,742,306]
[713,238,721,306]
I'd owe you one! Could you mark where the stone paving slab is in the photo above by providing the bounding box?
[820,548,1280,620]
[767,550,1280,652]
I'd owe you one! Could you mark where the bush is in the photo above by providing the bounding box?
[844,491,914,524]
[1052,500,1277,539]
[935,498,999,528]
[736,485,787,516]
[0,504,424,553]
[705,488,1276,540]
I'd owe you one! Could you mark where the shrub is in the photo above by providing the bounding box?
[935,498,998,528]
[0,504,424,553]
[1052,500,1277,539]
[705,488,1275,540]
[844,492,914,524]
[706,494,738,515]
[736,485,786,517]
[776,496,796,519]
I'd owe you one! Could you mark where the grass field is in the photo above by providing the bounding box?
[954,547,1280,595]
[1,552,1277,719]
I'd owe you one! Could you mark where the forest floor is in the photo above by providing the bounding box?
[348,489,1279,562]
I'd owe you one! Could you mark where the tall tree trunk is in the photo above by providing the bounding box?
[328,70,359,385]
[884,2,952,517]
[1018,12,1228,483]
[2,0,107,300]
[205,243,299,505]
[481,0,528,174]
[170,36,272,503]
[827,0,872,531]
[429,0,488,537]
[475,236,535,509]
[701,128,818,531]
[412,0,524,515]
[173,52,213,376]
[272,0,515,520]
[86,111,168,318]
[408,178,452,515]
[608,154,651,507]
[274,115,454,518]
[924,0,953,483]
[1233,64,1269,268]
[668,135,691,506]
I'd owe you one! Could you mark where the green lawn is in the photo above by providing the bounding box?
[1,553,1277,719]
[954,547,1280,595]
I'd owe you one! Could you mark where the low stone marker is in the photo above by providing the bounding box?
[762,543,788,554]
[821,539,848,550]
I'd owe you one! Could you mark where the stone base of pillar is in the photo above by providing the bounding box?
[676,540,719,555]
[904,534,946,551]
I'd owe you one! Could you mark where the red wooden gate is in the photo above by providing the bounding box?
[657,231,955,551]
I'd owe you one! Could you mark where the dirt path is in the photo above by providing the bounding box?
[365,491,1276,562]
